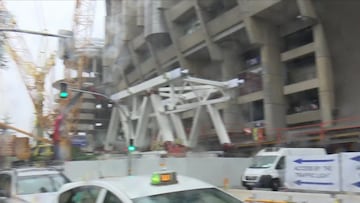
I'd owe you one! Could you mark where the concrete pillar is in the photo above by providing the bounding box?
[313,25,334,125]
[144,0,170,74]
[220,42,246,131]
[194,1,223,61]
[245,17,286,140]
[297,0,334,125]
[146,40,163,74]
[127,42,145,80]
[163,5,200,76]
[261,30,286,140]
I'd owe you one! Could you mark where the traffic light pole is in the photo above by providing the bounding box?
[55,84,111,161]
[128,151,132,175]
[67,87,110,100]
[127,138,135,175]
[54,92,83,160]
[0,28,70,38]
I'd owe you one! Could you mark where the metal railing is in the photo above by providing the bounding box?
[275,116,360,144]
[182,115,360,148]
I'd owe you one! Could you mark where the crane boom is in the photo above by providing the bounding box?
[73,0,96,49]
[0,122,51,144]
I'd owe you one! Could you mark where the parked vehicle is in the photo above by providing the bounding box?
[0,165,70,203]
[242,147,326,191]
[55,170,243,203]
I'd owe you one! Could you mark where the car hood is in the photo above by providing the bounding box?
[17,192,57,203]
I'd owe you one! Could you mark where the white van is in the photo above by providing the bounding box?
[242,147,326,191]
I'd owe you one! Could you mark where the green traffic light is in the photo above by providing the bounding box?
[128,145,136,152]
[59,82,68,98]
[60,92,69,98]
[128,138,136,152]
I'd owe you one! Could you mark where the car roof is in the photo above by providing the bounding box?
[59,175,215,199]
[1,167,62,176]
[17,168,61,176]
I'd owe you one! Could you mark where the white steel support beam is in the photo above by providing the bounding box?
[159,85,213,92]
[105,105,134,150]
[166,96,231,113]
[118,105,134,144]
[170,113,189,146]
[111,68,189,101]
[185,77,244,88]
[134,97,151,148]
[188,106,205,148]
[206,104,231,144]
[130,96,139,120]
[161,89,216,101]
[150,94,175,142]
[105,107,120,151]
[106,67,244,152]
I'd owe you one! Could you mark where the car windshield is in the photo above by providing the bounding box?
[133,188,242,203]
[249,155,277,168]
[17,174,69,195]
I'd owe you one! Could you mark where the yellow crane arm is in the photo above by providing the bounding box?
[0,0,36,76]
[73,0,96,49]
[0,122,52,144]
[0,0,56,133]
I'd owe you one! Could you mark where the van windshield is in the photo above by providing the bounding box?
[250,156,277,168]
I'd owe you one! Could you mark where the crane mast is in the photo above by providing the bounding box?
[0,0,56,140]
[73,0,96,50]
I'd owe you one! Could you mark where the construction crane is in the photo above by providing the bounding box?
[0,1,56,140]
[73,0,96,50]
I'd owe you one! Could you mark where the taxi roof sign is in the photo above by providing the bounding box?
[151,171,178,186]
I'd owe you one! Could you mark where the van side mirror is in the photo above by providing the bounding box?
[275,164,283,170]
[275,157,285,170]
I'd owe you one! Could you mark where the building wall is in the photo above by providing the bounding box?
[314,0,360,120]
[102,0,359,149]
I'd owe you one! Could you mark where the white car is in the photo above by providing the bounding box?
[0,167,70,203]
[55,170,243,203]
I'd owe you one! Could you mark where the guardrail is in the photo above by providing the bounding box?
[275,116,360,144]
[198,116,360,141]
[178,115,360,151]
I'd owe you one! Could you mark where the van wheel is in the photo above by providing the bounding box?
[259,175,272,188]
[246,186,253,190]
[271,179,280,191]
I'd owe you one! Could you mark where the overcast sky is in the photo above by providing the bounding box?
[0,0,105,136]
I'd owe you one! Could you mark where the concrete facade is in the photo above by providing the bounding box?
[102,0,360,153]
